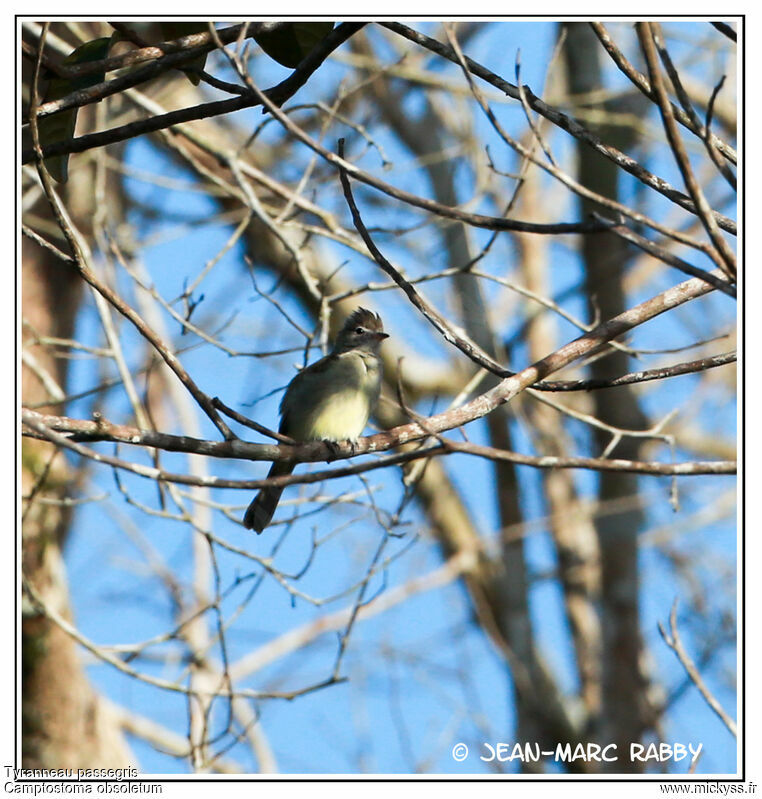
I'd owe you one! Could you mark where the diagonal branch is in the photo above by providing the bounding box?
[594,214,735,297]
[337,137,510,378]
[710,21,737,43]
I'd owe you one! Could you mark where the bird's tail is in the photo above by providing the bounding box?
[243,461,294,533]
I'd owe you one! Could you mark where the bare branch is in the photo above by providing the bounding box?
[380,21,736,235]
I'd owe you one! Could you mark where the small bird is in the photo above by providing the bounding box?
[243,308,389,532]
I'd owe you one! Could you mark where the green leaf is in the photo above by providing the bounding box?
[254,22,334,69]
[159,22,210,85]
[38,36,113,183]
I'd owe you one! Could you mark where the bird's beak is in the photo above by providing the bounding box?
[376,332,390,340]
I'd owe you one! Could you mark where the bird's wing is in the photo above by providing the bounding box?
[278,353,337,435]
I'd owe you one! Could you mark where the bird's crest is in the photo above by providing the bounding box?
[342,307,384,333]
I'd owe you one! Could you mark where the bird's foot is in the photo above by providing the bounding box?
[323,439,343,462]
[322,438,357,462]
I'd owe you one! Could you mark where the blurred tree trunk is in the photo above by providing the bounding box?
[515,165,604,735]
[22,36,133,763]
[562,22,655,769]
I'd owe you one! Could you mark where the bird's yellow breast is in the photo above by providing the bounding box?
[303,387,373,441]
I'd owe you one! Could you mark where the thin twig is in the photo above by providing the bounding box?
[658,600,737,737]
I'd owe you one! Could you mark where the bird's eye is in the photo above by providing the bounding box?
[355,327,365,334]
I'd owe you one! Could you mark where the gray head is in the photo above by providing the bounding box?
[334,307,389,354]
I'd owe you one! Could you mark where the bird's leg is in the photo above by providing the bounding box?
[323,439,343,462]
